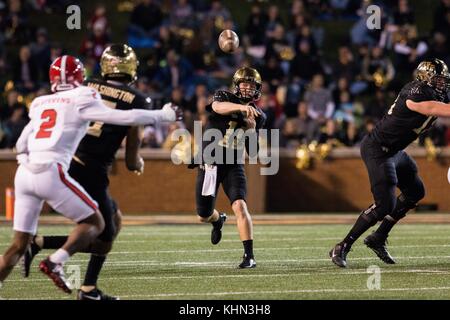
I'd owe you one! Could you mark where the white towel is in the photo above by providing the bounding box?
[202,165,217,196]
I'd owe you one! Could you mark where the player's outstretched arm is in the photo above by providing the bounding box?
[406,99,450,117]
[79,101,180,126]
[212,101,260,118]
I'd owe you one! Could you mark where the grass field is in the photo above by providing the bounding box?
[1,222,450,300]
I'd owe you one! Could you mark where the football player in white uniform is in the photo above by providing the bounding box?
[0,55,181,294]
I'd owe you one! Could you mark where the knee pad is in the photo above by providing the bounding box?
[390,194,417,221]
[361,204,384,225]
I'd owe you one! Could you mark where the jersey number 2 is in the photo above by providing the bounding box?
[36,109,57,139]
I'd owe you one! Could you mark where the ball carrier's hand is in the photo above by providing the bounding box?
[240,104,261,119]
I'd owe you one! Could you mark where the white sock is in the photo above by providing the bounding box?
[49,249,70,264]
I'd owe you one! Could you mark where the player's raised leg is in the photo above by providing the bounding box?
[37,164,105,293]
[330,137,397,268]
[365,152,425,263]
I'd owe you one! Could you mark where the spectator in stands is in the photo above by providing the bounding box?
[87,4,108,33]
[2,104,28,148]
[364,89,389,123]
[171,0,194,29]
[362,46,395,92]
[290,40,322,83]
[393,0,415,26]
[155,49,194,96]
[427,31,450,63]
[266,4,284,38]
[12,45,38,93]
[260,56,284,92]
[304,74,335,134]
[393,25,428,74]
[244,4,268,46]
[294,100,317,144]
[433,0,450,35]
[129,0,163,44]
[30,28,51,82]
[207,0,231,31]
[80,21,111,63]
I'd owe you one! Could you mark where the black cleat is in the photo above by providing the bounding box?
[20,241,41,278]
[329,242,351,268]
[239,254,256,268]
[39,258,72,294]
[77,288,119,300]
[364,232,396,264]
[211,213,227,245]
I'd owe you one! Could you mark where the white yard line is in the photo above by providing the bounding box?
[119,286,450,298]
[61,255,450,266]
[7,268,450,284]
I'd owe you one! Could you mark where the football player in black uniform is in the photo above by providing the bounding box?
[194,67,266,268]
[330,59,450,268]
[20,44,182,299]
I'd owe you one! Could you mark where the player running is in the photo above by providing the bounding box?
[19,44,163,300]
[0,54,180,293]
[192,67,266,268]
[330,58,450,268]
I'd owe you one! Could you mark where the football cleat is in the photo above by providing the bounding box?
[77,288,119,301]
[39,258,72,294]
[211,213,227,245]
[20,241,42,278]
[364,232,396,264]
[239,254,256,269]
[330,242,351,268]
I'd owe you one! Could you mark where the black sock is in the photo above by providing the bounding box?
[343,213,377,246]
[243,240,254,258]
[42,236,92,253]
[375,194,414,237]
[375,216,397,237]
[83,254,106,287]
[42,236,68,249]
[211,213,222,227]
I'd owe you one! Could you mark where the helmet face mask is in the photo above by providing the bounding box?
[232,67,262,103]
[416,59,450,96]
[100,44,139,84]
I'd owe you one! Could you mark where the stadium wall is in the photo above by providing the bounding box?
[0,148,449,215]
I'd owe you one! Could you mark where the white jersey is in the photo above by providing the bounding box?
[16,85,175,169]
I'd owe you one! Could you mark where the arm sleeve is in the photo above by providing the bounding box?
[78,100,173,125]
[15,121,33,154]
[206,90,234,113]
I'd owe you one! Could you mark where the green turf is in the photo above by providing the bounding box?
[1,223,450,300]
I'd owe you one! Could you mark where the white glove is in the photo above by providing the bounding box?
[162,102,176,121]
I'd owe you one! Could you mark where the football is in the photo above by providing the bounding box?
[218,29,239,53]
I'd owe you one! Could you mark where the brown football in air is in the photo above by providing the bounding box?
[218,29,239,53]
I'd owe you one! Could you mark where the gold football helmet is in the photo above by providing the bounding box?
[232,67,262,102]
[416,58,450,95]
[100,44,139,83]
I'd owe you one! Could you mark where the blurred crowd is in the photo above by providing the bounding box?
[1,0,450,150]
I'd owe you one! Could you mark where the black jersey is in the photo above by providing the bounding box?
[75,78,152,168]
[369,80,448,153]
[203,90,266,164]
